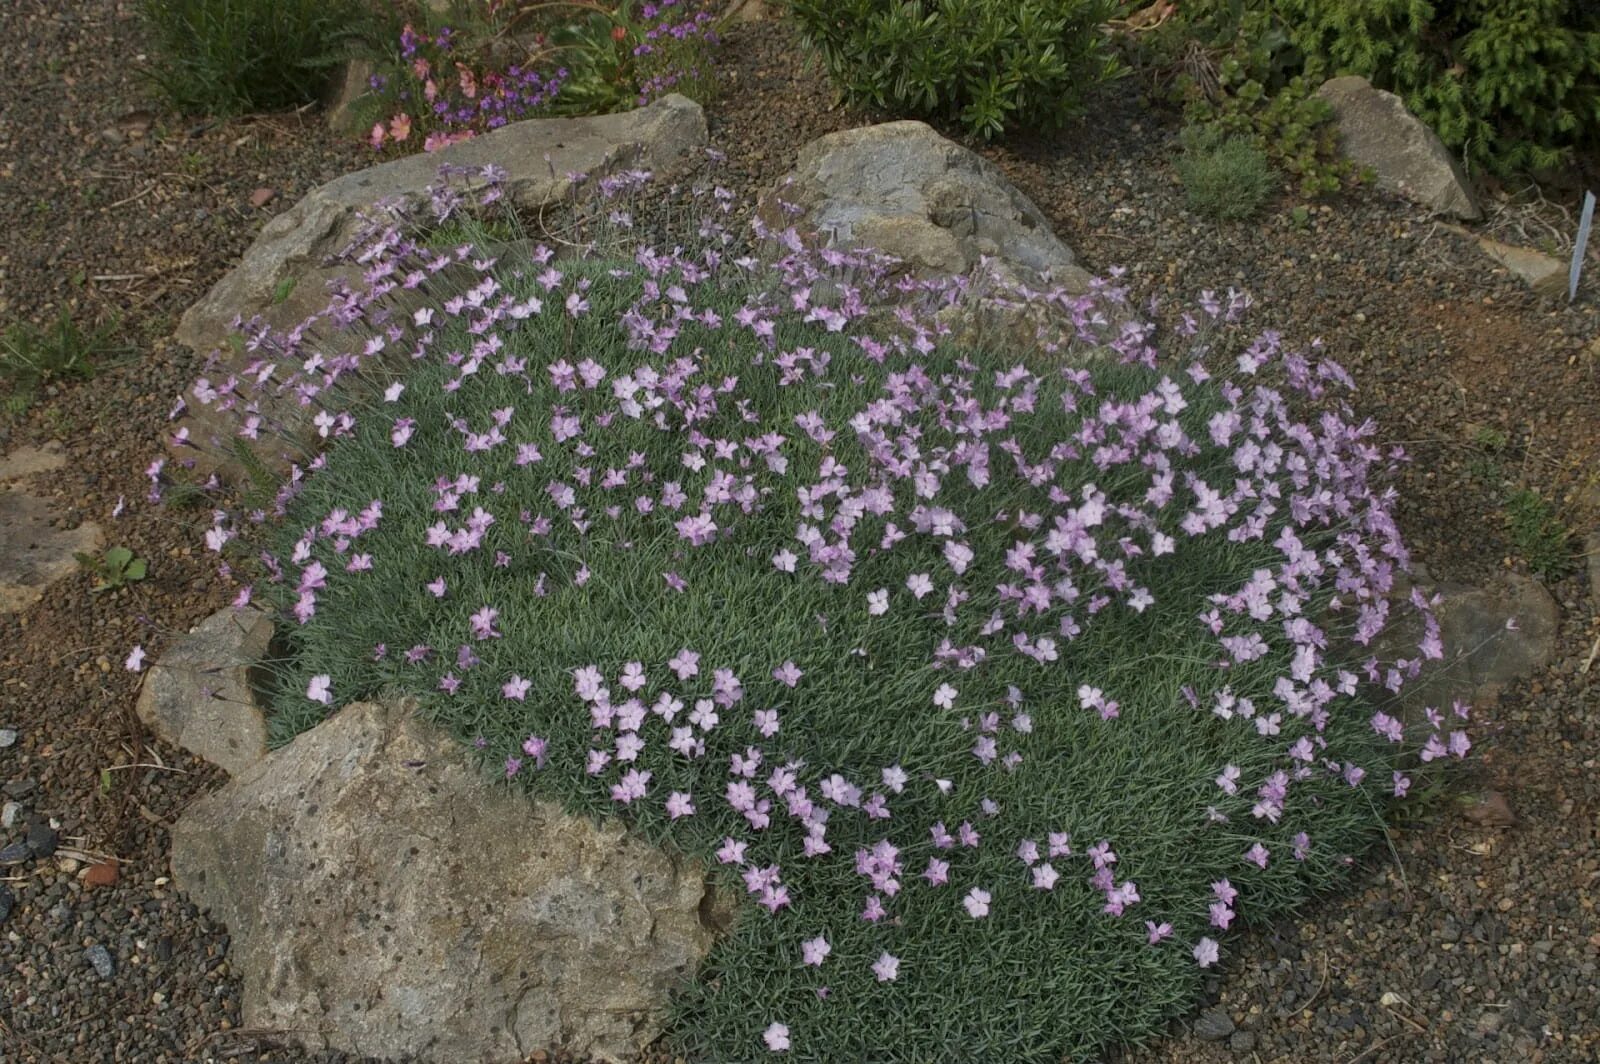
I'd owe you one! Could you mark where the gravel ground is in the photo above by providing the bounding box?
[3,6,1598,1064]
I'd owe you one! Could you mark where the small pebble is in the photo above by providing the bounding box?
[1193,1007,1235,1041]
[25,819,58,858]
[85,860,119,888]
[85,944,115,979]
[0,801,21,828]
[0,727,17,747]
[0,840,32,865]
[0,883,13,924]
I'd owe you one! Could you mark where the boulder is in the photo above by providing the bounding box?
[176,94,708,361]
[136,606,272,776]
[1315,76,1481,221]
[170,698,722,1063]
[761,121,1090,294]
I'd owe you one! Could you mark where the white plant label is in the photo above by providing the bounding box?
[1571,190,1595,303]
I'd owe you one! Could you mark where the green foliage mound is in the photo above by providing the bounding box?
[788,0,1125,139]
[1175,125,1276,219]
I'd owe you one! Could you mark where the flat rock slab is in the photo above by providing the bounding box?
[176,95,707,360]
[0,443,66,482]
[1316,75,1481,221]
[1477,236,1568,299]
[0,488,100,614]
[1381,573,1560,722]
[171,698,720,1063]
[136,606,273,776]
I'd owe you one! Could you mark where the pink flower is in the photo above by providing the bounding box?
[368,122,385,150]
[801,935,830,967]
[1194,937,1220,968]
[1145,921,1173,944]
[932,683,958,709]
[963,887,991,918]
[772,660,803,688]
[666,791,696,819]
[668,648,700,680]
[306,674,332,705]
[470,605,502,640]
[763,1022,790,1052]
[502,675,531,700]
[388,112,412,143]
[1031,863,1059,890]
[124,645,146,672]
[871,951,900,982]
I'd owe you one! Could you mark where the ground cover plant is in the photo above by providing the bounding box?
[156,169,1465,1062]
[1,308,126,414]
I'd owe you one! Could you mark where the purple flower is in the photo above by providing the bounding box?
[801,935,830,967]
[963,888,991,918]
[306,674,332,705]
[502,675,531,700]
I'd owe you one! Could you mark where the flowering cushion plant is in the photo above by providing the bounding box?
[159,167,1462,1061]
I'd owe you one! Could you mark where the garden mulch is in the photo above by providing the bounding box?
[1,5,1597,1063]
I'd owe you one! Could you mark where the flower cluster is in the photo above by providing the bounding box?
[366,0,720,152]
[370,19,568,153]
[158,165,1462,1062]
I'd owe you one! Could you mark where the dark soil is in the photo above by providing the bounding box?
[2,6,1597,1064]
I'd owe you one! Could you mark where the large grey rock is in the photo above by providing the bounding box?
[176,94,707,360]
[761,121,1090,293]
[0,488,100,614]
[136,606,272,776]
[1380,572,1560,722]
[1316,76,1481,221]
[171,698,721,1063]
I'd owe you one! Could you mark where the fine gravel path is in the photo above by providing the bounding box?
[2,6,1597,1064]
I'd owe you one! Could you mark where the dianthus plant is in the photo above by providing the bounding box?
[164,166,1461,1062]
